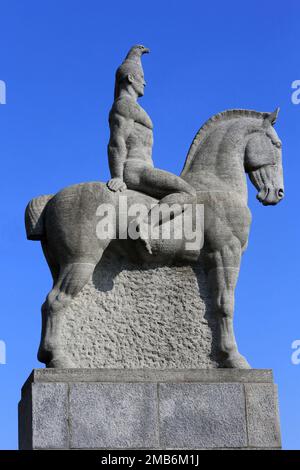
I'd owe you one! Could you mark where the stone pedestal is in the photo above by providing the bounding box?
[19,369,281,450]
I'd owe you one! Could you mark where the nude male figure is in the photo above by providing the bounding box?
[107,45,197,248]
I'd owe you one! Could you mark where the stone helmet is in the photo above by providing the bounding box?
[114,45,150,100]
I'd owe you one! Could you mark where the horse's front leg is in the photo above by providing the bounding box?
[207,239,251,368]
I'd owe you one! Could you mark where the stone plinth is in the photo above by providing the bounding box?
[60,250,219,368]
[19,369,281,450]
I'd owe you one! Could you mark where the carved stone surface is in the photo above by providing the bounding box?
[60,248,218,368]
[19,369,281,450]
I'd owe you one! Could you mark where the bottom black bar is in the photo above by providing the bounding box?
[0,450,299,465]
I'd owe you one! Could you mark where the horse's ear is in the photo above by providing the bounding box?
[266,107,280,126]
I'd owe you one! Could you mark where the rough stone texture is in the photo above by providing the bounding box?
[19,383,69,449]
[69,383,158,449]
[159,383,247,449]
[60,250,218,369]
[19,369,281,450]
[245,383,281,448]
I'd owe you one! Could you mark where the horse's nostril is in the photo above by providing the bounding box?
[278,189,284,198]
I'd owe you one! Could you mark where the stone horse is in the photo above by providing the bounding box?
[25,109,284,369]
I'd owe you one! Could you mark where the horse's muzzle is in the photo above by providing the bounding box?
[257,187,284,205]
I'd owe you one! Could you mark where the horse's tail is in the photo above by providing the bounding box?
[25,194,53,241]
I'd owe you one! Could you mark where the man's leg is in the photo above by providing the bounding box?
[124,161,197,225]
[124,162,197,252]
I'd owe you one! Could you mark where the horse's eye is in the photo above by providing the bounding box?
[275,142,282,149]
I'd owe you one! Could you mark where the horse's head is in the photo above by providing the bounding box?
[245,108,284,205]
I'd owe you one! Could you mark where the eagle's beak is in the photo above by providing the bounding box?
[143,47,150,54]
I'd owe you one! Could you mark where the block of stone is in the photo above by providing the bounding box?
[69,383,158,449]
[19,369,281,450]
[24,367,274,384]
[19,383,69,450]
[245,383,281,448]
[159,383,247,449]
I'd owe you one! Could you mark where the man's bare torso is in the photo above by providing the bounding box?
[109,96,154,166]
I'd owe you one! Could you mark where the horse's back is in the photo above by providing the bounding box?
[44,182,116,261]
[44,181,156,263]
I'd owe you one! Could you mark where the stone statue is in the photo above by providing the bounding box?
[25,46,284,369]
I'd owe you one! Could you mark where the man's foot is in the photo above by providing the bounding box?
[128,219,152,254]
[138,221,152,254]
[47,353,76,369]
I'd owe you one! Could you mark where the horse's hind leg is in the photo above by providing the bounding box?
[38,261,96,368]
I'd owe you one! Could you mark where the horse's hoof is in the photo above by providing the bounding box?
[222,353,251,369]
[46,356,76,369]
[37,347,50,365]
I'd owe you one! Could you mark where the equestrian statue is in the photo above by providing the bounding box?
[25,45,284,369]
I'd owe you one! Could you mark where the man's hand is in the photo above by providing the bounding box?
[107,177,127,192]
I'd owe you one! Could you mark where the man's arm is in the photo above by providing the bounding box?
[107,108,134,191]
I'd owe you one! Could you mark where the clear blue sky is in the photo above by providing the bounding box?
[0,0,299,449]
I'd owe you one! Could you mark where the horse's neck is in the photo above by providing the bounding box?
[181,123,248,198]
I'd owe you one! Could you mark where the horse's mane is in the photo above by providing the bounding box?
[181,109,270,176]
